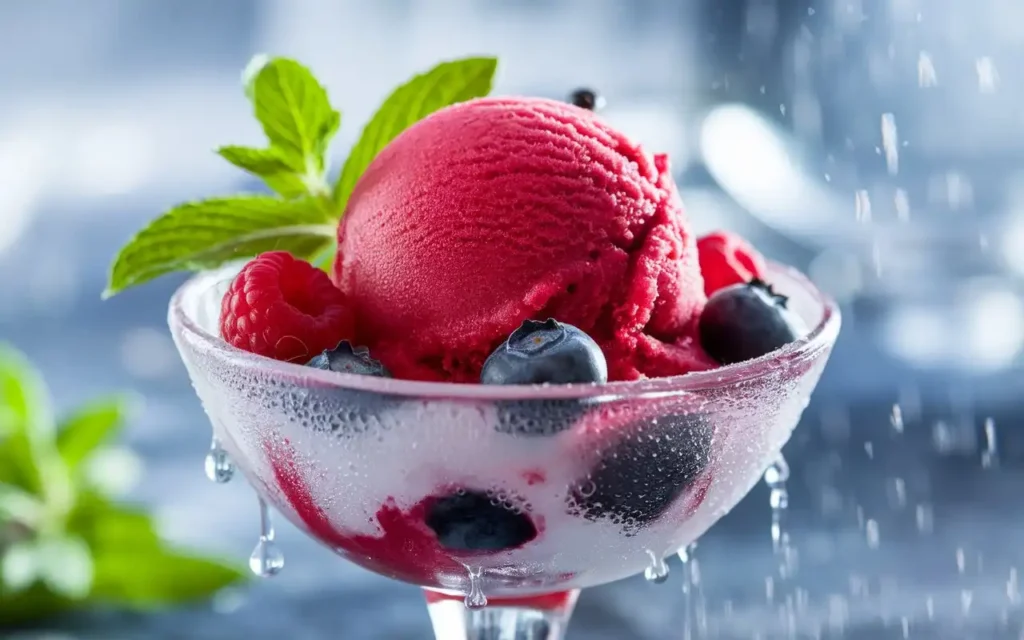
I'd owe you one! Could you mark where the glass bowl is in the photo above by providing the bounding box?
[169,261,839,639]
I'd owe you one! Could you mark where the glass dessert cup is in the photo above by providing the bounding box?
[169,262,840,639]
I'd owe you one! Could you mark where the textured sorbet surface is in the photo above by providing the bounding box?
[334,96,715,382]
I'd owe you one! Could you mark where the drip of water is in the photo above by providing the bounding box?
[765,456,798,636]
[981,417,999,469]
[644,549,670,584]
[881,113,899,175]
[204,436,235,484]
[249,497,284,578]
[677,543,706,639]
[765,456,790,554]
[464,566,488,609]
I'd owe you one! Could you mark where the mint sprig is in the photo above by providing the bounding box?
[104,55,497,297]
[0,345,245,626]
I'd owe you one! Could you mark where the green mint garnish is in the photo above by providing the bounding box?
[104,55,498,298]
[0,345,245,625]
[103,196,336,299]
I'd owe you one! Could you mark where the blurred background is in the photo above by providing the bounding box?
[2,0,1024,637]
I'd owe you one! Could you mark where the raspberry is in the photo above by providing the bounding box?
[696,231,767,297]
[220,251,355,363]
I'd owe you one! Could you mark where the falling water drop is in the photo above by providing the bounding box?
[465,567,488,609]
[918,51,938,87]
[865,519,880,549]
[981,417,999,469]
[249,497,284,577]
[976,57,999,93]
[855,190,872,223]
[881,113,899,175]
[678,543,697,640]
[895,189,911,222]
[644,549,670,584]
[204,436,234,484]
[765,456,790,553]
[890,404,905,433]
[1007,568,1020,605]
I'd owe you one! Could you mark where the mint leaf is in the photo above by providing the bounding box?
[216,145,308,199]
[0,483,43,526]
[91,548,245,606]
[68,493,160,551]
[251,58,340,192]
[332,57,497,210]
[103,195,336,297]
[0,585,73,625]
[0,346,64,502]
[56,395,134,470]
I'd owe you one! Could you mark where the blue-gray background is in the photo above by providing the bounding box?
[3,1,1024,638]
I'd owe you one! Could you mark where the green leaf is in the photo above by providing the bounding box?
[0,346,58,497]
[251,58,340,184]
[56,395,135,470]
[103,195,337,297]
[67,492,161,551]
[332,56,497,210]
[0,483,44,526]
[216,145,308,199]
[90,548,246,607]
[0,584,75,625]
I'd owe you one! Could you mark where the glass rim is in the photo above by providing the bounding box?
[169,261,840,401]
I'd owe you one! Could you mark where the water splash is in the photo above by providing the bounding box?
[204,436,235,484]
[465,566,488,609]
[644,549,670,584]
[249,497,284,577]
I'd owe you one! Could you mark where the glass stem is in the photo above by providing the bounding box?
[425,589,579,640]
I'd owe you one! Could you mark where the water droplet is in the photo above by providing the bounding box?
[204,437,234,484]
[956,547,967,574]
[895,190,911,222]
[982,417,999,469]
[890,404,905,433]
[881,113,899,175]
[865,519,880,549]
[961,589,974,615]
[888,477,907,509]
[464,566,487,609]
[855,190,872,223]
[916,503,935,534]
[1007,568,1020,604]
[578,479,597,498]
[976,57,999,93]
[678,543,698,640]
[644,549,670,584]
[249,498,284,577]
[918,51,938,87]
[864,441,874,459]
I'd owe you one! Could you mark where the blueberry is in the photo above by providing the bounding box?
[426,490,538,552]
[569,413,713,533]
[568,88,604,111]
[698,279,807,365]
[307,340,391,377]
[297,341,394,437]
[481,319,607,386]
